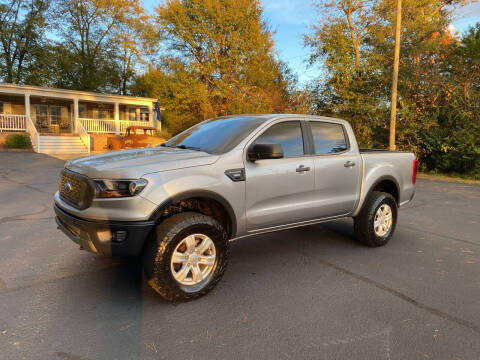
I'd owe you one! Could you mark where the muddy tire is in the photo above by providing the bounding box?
[143,212,229,302]
[354,191,398,247]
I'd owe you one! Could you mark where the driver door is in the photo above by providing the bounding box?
[244,121,315,231]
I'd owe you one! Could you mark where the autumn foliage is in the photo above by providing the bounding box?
[0,0,478,176]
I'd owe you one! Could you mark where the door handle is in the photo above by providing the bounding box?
[344,161,355,168]
[296,165,311,173]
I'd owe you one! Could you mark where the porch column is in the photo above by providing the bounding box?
[148,104,156,130]
[24,93,30,119]
[135,108,140,122]
[114,102,120,134]
[73,98,79,133]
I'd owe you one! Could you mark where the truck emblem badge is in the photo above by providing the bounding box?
[63,181,72,193]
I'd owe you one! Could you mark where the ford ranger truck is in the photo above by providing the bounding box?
[54,115,417,302]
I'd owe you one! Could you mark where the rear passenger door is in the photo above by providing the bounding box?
[244,121,315,231]
[308,120,361,219]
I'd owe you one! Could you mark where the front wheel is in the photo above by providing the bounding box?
[354,191,398,247]
[143,212,229,302]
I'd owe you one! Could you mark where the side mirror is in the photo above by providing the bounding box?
[247,143,284,162]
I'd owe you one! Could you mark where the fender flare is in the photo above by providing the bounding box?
[365,175,400,203]
[355,175,401,216]
[149,190,237,237]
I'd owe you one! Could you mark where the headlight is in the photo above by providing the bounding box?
[94,179,148,198]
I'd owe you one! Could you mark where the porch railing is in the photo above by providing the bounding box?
[79,118,117,133]
[119,120,152,133]
[75,118,90,154]
[0,114,27,132]
[26,115,40,152]
[79,118,152,134]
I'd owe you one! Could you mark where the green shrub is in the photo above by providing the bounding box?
[420,126,480,177]
[5,134,32,149]
[156,128,172,140]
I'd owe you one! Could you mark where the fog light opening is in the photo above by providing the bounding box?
[96,230,112,242]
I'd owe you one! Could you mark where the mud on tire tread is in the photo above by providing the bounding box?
[143,212,229,302]
[354,191,398,247]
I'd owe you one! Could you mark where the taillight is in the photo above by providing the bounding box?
[412,159,418,185]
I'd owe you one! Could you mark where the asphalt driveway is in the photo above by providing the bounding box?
[1,151,479,360]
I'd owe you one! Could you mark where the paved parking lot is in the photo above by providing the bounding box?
[1,151,479,360]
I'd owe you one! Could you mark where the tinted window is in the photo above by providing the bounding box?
[255,121,304,157]
[165,116,266,154]
[310,122,348,154]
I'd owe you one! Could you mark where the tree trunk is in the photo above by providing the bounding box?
[346,10,360,73]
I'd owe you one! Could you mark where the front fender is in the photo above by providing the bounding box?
[139,167,245,237]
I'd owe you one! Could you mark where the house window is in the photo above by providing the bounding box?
[99,108,112,119]
[129,108,136,121]
[140,108,149,121]
[0,102,3,114]
[79,104,87,118]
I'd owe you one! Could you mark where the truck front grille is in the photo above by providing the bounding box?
[59,169,94,209]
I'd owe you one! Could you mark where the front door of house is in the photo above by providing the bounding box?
[37,104,48,128]
[35,104,69,133]
[49,106,61,125]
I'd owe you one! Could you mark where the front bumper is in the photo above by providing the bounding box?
[54,204,155,257]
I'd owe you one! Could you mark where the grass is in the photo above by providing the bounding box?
[418,171,480,185]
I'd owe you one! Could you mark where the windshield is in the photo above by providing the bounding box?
[165,116,267,154]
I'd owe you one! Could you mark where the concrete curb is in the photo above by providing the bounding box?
[0,148,34,152]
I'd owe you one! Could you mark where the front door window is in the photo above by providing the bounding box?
[37,104,48,127]
[253,121,305,157]
[35,104,69,132]
[50,106,61,125]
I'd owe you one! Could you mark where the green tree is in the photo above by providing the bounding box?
[115,7,157,95]
[50,0,147,93]
[132,0,298,132]
[0,0,50,84]
[305,0,474,156]
[419,24,480,176]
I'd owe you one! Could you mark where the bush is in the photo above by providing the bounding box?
[5,134,32,149]
[420,126,480,177]
[156,128,172,140]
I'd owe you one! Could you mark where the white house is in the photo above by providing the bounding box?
[0,83,159,154]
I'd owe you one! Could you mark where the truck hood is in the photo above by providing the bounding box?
[66,147,219,179]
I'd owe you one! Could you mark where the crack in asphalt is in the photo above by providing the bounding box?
[0,263,120,296]
[0,206,50,224]
[276,238,480,336]
[1,173,55,195]
[56,352,90,360]
[0,216,54,224]
[0,171,55,224]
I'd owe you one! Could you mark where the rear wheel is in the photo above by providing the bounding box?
[143,212,229,302]
[354,191,398,247]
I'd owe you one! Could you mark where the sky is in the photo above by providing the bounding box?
[144,0,480,85]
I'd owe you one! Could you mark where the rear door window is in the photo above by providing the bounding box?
[309,122,348,154]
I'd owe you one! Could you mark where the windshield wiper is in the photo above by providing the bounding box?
[175,144,202,151]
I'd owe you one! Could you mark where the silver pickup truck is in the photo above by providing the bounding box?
[54,114,417,302]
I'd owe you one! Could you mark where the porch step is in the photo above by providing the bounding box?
[37,135,89,154]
